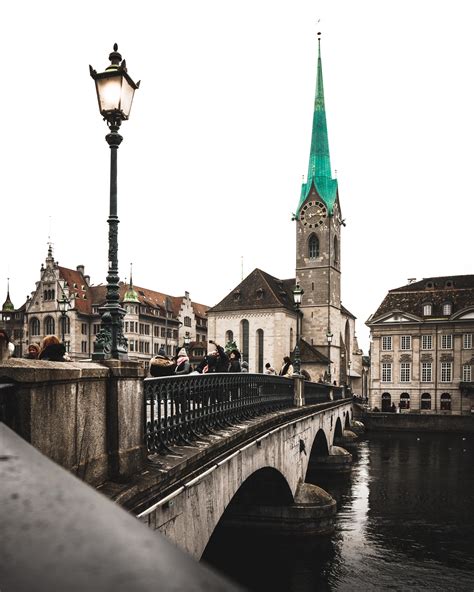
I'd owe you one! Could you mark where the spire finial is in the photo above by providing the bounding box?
[129,262,133,287]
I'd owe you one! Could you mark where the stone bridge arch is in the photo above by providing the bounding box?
[138,401,353,559]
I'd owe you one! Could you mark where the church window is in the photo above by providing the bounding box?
[225,330,234,345]
[30,317,40,336]
[334,236,339,265]
[240,320,249,363]
[311,282,314,291]
[308,235,319,259]
[256,329,264,373]
[44,316,55,335]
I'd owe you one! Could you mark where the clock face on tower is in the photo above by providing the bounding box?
[300,200,327,228]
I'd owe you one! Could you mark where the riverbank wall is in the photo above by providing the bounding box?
[360,412,474,433]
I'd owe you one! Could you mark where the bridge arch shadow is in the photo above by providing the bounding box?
[333,417,343,442]
[202,467,293,564]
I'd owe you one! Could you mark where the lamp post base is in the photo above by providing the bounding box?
[92,305,128,361]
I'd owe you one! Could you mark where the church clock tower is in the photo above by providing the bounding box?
[295,34,342,368]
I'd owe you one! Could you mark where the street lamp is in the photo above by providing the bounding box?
[90,45,140,360]
[292,283,304,375]
[57,293,70,344]
[326,331,333,383]
[348,359,352,392]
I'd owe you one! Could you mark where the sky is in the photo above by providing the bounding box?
[1,0,473,353]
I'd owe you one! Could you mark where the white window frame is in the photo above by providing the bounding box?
[421,362,432,382]
[381,336,392,351]
[441,334,453,350]
[400,362,411,383]
[442,303,452,315]
[400,335,412,351]
[423,304,432,316]
[462,364,472,382]
[381,363,392,382]
[463,334,472,349]
[441,362,452,382]
[421,335,433,350]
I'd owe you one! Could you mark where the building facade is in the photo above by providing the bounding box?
[12,246,208,370]
[366,275,474,415]
[208,36,365,388]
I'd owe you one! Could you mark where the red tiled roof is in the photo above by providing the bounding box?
[58,266,92,315]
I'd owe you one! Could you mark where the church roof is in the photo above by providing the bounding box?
[208,268,297,313]
[369,275,474,321]
[297,338,330,365]
[296,36,338,217]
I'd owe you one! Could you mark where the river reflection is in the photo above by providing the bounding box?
[203,432,474,591]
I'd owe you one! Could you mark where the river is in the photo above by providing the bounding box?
[203,431,474,591]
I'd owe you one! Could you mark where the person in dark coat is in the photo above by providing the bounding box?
[150,348,176,377]
[39,335,69,361]
[196,340,228,373]
[228,349,242,372]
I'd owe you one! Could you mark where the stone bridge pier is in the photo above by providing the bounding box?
[138,401,354,559]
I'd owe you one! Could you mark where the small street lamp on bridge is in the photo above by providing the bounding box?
[326,331,333,383]
[292,283,304,375]
[90,44,140,360]
[57,292,70,345]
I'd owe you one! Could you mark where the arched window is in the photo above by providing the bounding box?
[381,392,391,412]
[290,327,294,352]
[308,235,319,259]
[440,393,451,411]
[400,392,410,410]
[421,393,431,410]
[60,316,70,336]
[256,329,264,374]
[225,330,234,345]
[30,317,40,336]
[334,236,339,265]
[44,316,55,336]
[240,319,249,363]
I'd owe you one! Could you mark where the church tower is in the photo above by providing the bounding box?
[295,34,343,369]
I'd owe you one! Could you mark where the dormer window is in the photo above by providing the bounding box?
[256,288,264,300]
[233,290,241,302]
[423,303,432,316]
[442,303,452,316]
[445,280,454,288]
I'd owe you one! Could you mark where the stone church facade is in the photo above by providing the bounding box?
[208,36,364,390]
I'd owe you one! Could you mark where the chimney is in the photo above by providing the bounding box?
[77,265,85,275]
[84,275,90,286]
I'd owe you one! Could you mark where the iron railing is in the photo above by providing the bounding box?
[145,373,295,454]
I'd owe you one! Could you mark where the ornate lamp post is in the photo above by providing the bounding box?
[292,283,304,375]
[90,45,140,360]
[57,293,70,344]
[326,331,333,383]
[184,333,191,351]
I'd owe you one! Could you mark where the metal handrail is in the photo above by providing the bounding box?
[144,373,295,454]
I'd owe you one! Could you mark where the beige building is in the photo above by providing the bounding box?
[207,38,365,391]
[8,246,209,370]
[366,275,474,415]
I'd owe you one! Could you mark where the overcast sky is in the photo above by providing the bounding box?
[1,0,473,353]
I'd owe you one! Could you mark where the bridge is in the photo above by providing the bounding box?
[0,360,356,589]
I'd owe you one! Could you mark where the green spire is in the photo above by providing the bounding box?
[123,264,140,303]
[2,278,14,311]
[296,35,338,217]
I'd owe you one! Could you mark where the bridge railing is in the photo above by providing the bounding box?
[144,373,345,454]
[145,373,296,454]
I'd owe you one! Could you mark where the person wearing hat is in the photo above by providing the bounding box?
[175,347,191,375]
[25,343,41,359]
[228,349,242,372]
[196,340,228,373]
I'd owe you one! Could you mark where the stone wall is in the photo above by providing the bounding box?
[362,412,474,433]
[0,358,145,485]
